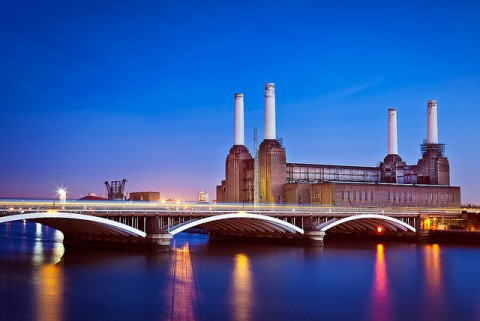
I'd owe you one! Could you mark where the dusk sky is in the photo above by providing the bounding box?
[1,1,479,203]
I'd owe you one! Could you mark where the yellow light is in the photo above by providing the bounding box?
[377,226,383,233]
[47,209,57,214]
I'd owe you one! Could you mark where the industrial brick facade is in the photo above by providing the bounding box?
[216,84,460,208]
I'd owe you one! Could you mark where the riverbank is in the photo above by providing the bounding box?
[428,230,480,246]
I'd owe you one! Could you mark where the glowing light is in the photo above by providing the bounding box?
[57,187,67,203]
[377,226,383,233]
[423,219,431,230]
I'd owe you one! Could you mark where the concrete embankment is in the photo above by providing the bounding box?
[428,230,480,246]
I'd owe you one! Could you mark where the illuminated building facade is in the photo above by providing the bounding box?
[216,84,460,207]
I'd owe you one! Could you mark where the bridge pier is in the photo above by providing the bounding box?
[305,230,326,246]
[146,233,173,249]
[146,216,172,250]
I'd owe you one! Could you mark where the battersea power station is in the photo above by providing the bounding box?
[216,83,461,208]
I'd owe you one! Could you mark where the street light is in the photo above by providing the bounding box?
[57,187,67,203]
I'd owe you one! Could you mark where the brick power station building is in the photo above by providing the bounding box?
[216,83,460,208]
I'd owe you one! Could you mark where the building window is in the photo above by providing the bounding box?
[342,190,345,201]
[359,191,362,201]
[451,194,454,202]
[441,193,444,202]
[365,191,368,201]
[353,191,356,201]
[371,191,374,201]
[398,192,401,202]
[348,191,350,201]
[436,193,439,202]
[425,193,428,202]
[393,192,396,201]
[409,192,412,201]
[430,193,433,202]
[388,192,391,201]
[404,192,407,201]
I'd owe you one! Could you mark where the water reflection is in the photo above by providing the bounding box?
[231,253,254,321]
[32,225,65,265]
[164,243,199,320]
[31,225,65,321]
[32,224,44,265]
[35,263,64,321]
[424,244,441,292]
[370,244,390,321]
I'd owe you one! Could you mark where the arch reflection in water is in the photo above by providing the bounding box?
[32,223,43,265]
[164,243,199,321]
[32,226,65,265]
[370,244,391,321]
[33,227,65,321]
[231,253,254,321]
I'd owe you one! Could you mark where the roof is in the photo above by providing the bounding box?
[78,195,108,201]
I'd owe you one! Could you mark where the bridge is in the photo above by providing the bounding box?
[0,199,465,249]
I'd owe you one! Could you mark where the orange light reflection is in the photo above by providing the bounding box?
[425,244,441,293]
[35,264,64,320]
[370,244,390,321]
[164,243,198,320]
[231,253,254,321]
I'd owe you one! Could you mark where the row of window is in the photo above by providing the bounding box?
[341,190,456,204]
[425,193,454,203]
[341,191,374,202]
[388,192,413,202]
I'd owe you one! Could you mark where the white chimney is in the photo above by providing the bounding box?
[387,108,398,155]
[234,93,244,145]
[427,100,438,144]
[264,83,276,140]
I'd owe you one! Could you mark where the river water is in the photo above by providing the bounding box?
[1,221,480,321]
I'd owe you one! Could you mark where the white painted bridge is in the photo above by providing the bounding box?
[0,199,463,248]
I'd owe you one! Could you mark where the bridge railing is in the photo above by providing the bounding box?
[0,199,465,216]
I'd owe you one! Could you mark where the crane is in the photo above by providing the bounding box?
[105,179,127,200]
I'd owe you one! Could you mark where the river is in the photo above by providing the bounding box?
[1,221,480,321]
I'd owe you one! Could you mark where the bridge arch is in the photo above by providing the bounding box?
[0,212,147,238]
[319,214,416,233]
[169,212,305,236]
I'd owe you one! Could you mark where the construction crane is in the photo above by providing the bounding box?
[254,127,259,206]
[105,179,127,200]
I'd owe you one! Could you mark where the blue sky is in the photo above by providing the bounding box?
[1,0,479,203]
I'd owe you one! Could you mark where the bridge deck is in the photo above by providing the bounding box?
[0,199,465,217]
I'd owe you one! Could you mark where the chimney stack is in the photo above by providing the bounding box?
[234,93,244,145]
[427,100,438,144]
[387,108,398,155]
[264,83,276,140]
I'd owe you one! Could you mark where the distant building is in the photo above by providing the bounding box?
[79,193,108,201]
[217,84,460,207]
[129,191,160,202]
[197,191,209,203]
